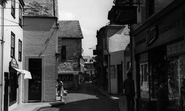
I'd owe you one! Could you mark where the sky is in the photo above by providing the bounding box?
[58,0,114,56]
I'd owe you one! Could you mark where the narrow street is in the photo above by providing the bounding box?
[39,82,119,111]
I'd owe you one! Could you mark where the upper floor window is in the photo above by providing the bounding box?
[19,4,23,27]
[146,0,174,18]
[61,46,66,61]
[11,0,15,18]
[11,32,15,58]
[18,39,22,61]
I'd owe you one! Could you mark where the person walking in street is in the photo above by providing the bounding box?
[56,79,66,103]
[154,79,169,111]
[123,71,135,111]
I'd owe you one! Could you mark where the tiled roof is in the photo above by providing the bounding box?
[58,21,83,39]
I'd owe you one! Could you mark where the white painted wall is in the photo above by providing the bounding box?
[2,0,24,110]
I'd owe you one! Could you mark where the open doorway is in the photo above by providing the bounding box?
[28,58,42,102]
[117,64,123,94]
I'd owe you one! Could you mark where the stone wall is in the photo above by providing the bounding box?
[24,0,58,17]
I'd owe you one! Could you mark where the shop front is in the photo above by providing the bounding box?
[58,60,79,89]
[133,1,185,111]
[8,58,32,110]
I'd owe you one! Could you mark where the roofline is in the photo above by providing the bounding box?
[23,16,58,19]
[59,37,83,39]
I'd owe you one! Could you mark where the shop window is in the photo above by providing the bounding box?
[18,39,22,61]
[167,56,185,110]
[140,62,149,98]
[11,0,15,18]
[11,32,15,58]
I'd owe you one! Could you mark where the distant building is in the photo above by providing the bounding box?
[58,20,83,89]
[83,56,95,75]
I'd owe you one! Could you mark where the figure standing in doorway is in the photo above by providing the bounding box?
[123,71,135,111]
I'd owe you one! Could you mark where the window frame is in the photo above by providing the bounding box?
[11,0,15,18]
[11,32,15,58]
[19,4,23,27]
[18,39,22,61]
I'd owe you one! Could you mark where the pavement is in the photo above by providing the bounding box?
[10,86,127,111]
[96,86,127,111]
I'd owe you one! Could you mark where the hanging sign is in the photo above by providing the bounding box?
[108,6,137,25]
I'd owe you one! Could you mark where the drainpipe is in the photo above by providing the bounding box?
[53,0,55,17]
[0,2,5,111]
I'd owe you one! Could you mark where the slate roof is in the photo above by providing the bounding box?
[58,21,83,39]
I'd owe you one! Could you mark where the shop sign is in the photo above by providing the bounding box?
[159,20,180,34]
[146,26,158,46]
[167,40,185,56]
[108,6,137,25]
[59,74,73,81]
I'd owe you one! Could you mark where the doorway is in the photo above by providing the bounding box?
[117,64,123,94]
[28,58,42,101]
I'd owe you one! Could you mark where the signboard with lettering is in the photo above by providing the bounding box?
[59,74,73,81]
[146,26,158,46]
[167,40,185,56]
[108,6,137,25]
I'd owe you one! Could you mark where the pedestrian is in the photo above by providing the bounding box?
[56,79,66,103]
[154,79,169,111]
[123,71,135,111]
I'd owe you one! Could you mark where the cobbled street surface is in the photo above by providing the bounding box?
[39,82,119,111]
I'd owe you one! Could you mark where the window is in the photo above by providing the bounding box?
[11,0,15,18]
[84,58,88,62]
[61,46,66,61]
[19,4,23,27]
[18,39,22,61]
[146,0,155,18]
[167,56,185,110]
[11,32,15,58]
[140,62,149,98]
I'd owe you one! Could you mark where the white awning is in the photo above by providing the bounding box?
[14,68,32,79]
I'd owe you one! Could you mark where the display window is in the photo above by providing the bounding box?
[140,62,149,99]
[167,55,185,110]
[150,60,168,101]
